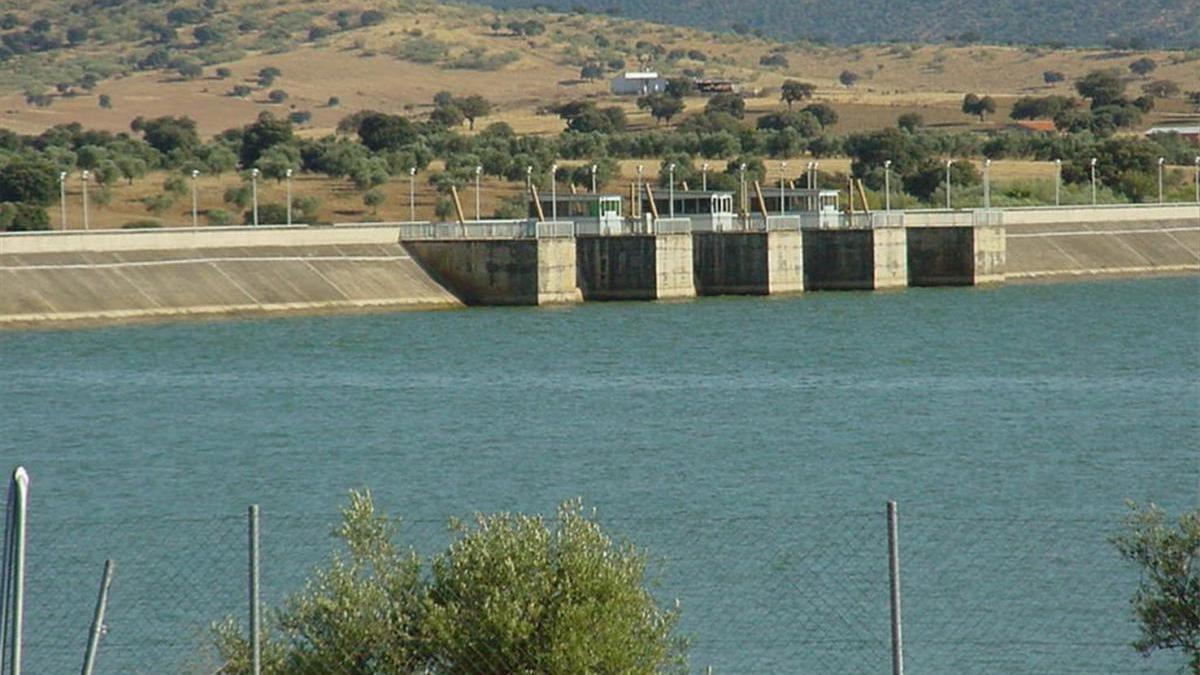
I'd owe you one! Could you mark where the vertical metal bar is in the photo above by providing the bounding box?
[11,468,29,675]
[80,560,113,675]
[248,505,261,675]
[887,500,904,675]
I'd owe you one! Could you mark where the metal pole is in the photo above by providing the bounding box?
[779,161,787,216]
[81,172,90,231]
[701,163,708,192]
[10,467,29,675]
[1090,158,1097,205]
[1157,158,1164,204]
[591,164,597,194]
[251,169,259,226]
[668,163,675,218]
[80,560,114,675]
[1195,157,1199,204]
[739,164,747,221]
[944,160,953,210]
[285,169,293,225]
[248,505,261,675]
[474,166,482,221]
[60,172,68,230]
[636,165,644,220]
[550,164,558,222]
[191,170,199,228]
[1054,159,1061,206]
[410,168,417,222]
[884,161,891,212]
[983,159,991,209]
[887,500,904,675]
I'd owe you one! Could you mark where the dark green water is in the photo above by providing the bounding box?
[3,277,1198,673]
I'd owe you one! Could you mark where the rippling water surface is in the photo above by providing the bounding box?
[2,277,1197,673]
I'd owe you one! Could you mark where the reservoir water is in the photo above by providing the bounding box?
[2,277,1198,673]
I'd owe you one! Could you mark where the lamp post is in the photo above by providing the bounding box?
[250,168,259,226]
[1054,159,1062,206]
[636,164,644,221]
[409,167,417,222]
[590,164,597,194]
[1195,156,1199,204]
[474,165,482,221]
[701,162,709,192]
[668,163,676,218]
[1157,157,1165,204]
[285,168,293,225]
[779,161,787,216]
[983,158,991,209]
[883,160,892,212]
[191,169,200,228]
[1090,157,1098,205]
[739,163,747,218]
[550,163,558,222]
[59,171,68,230]
[944,159,953,210]
[80,170,90,231]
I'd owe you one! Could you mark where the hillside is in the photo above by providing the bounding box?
[479,0,1200,48]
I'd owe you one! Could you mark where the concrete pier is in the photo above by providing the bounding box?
[906,225,1006,286]
[576,233,695,300]
[692,231,803,295]
[802,228,907,290]
[402,238,581,306]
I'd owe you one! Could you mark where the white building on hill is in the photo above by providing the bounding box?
[611,72,668,96]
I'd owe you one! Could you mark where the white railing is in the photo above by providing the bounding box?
[651,218,693,234]
[395,220,574,240]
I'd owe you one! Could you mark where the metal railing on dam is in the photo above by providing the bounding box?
[389,220,575,240]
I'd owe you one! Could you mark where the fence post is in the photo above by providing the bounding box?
[248,505,261,675]
[887,500,904,675]
[80,559,114,675]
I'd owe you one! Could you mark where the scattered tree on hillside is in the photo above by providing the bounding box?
[961,93,997,121]
[802,103,838,128]
[759,53,789,68]
[580,63,604,81]
[1141,80,1179,98]
[267,89,289,104]
[1112,503,1200,672]
[638,94,685,125]
[1076,69,1126,106]
[1009,95,1077,120]
[132,115,199,155]
[705,92,745,119]
[430,104,465,128]
[356,112,417,152]
[839,70,860,87]
[215,67,232,79]
[1043,71,1065,86]
[1128,57,1157,78]
[238,111,294,167]
[0,158,58,205]
[897,112,923,132]
[780,80,816,109]
[456,95,493,131]
[98,94,112,109]
[327,96,340,107]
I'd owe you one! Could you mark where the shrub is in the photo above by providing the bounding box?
[211,492,686,674]
[98,94,112,109]
[122,219,162,229]
[206,208,233,226]
[143,193,176,216]
[0,202,51,231]
[267,89,289,104]
[245,202,289,225]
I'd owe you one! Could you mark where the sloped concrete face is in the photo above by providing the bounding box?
[0,244,461,325]
[1005,221,1199,280]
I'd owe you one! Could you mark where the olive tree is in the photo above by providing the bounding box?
[213,492,686,674]
[1112,503,1200,673]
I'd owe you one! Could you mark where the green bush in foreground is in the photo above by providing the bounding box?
[214,492,685,674]
[1113,503,1200,673]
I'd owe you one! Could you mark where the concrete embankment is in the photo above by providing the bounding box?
[1000,205,1199,280]
[0,226,461,327]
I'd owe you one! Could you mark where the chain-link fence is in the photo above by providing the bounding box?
[6,503,1172,674]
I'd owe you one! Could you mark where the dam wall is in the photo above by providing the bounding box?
[0,226,461,326]
[576,234,695,300]
[401,237,581,305]
[692,231,803,295]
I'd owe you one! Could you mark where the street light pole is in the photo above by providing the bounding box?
[668,163,676,218]
[1157,157,1165,204]
[80,170,90,230]
[59,171,68,230]
[1054,159,1062,206]
[944,159,953,210]
[250,168,259,226]
[883,160,891,213]
[409,167,417,222]
[701,163,709,192]
[1090,157,1098,205]
[1195,156,1199,204]
[191,169,200,228]
[983,158,991,209]
[550,163,558,222]
[590,164,597,194]
[739,163,747,219]
[474,165,482,221]
[285,168,293,225]
[779,161,787,216]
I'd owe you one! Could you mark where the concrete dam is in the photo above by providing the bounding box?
[1,203,1196,326]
